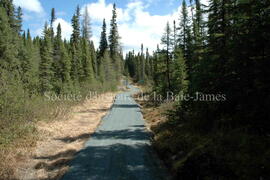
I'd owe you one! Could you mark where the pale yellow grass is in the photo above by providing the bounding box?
[14,92,116,180]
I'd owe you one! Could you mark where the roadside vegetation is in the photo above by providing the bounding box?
[129,0,270,179]
[0,0,123,178]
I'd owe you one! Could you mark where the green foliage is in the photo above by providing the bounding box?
[109,3,119,57]
[172,48,188,94]
[0,1,123,160]
[99,19,108,57]
[125,0,270,179]
[39,22,53,93]
[81,38,94,83]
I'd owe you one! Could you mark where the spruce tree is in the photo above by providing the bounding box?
[109,3,121,80]
[50,8,56,40]
[99,19,108,57]
[140,44,145,82]
[161,22,173,91]
[145,48,150,78]
[0,6,20,73]
[90,41,98,79]
[39,22,53,93]
[0,0,16,30]
[70,6,82,83]
[50,8,56,27]
[172,48,188,94]
[109,3,119,56]
[178,0,191,58]
[71,6,81,45]
[14,6,22,34]
[81,38,94,83]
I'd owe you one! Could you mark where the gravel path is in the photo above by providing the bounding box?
[61,86,168,180]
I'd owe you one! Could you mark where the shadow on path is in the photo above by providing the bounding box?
[62,143,166,180]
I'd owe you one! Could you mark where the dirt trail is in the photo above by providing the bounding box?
[15,92,116,180]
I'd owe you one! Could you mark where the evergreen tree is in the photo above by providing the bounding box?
[101,50,114,86]
[0,6,20,74]
[140,44,145,82]
[14,6,22,34]
[50,8,56,27]
[172,48,188,94]
[0,0,16,30]
[70,6,82,83]
[90,41,98,79]
[39,22,53,93]
[71,6,81,45]
[178,0,192,58]
[50,8,56,40]
[109,3,119,56]
[81,38,94,83]
[145,48,150,78]
[52,23,72,93]
[99,19,108,57]
[161,22,173,91]
[109,3,121,80]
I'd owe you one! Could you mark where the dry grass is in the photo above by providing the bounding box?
[135,93,174,131]
[4,92,117,180]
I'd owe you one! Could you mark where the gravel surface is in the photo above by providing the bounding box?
[61,86,168,180]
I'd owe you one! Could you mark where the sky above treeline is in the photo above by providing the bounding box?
[13,0,209,53]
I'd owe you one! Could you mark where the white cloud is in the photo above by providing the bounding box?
[53,18,73,40]
[119,3,179,53]
[13,0,44,13]
[82,0,130,23]
[82,0,181,54]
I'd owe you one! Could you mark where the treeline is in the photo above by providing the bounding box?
[0,0,123,146]
[126,0,270,179]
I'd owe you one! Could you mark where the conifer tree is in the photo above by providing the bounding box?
[71,6,81,45]
[50,8,56,27]
[140,44,145,82]
[178,0,191,58]
[70,6,82,83]
[109,3,121,80]
[50,8,56,40]
[0,6,20,74]
[90,41,98,79]
[81,38,94,83]
[161,22,173,91]
[109,3,119,56]
[19,29,33,88]
[145,48,150,78]
[39,22,53,93]
[14,6,22,34]
[0,0,16,30]
[101,50,114,86]
[99,19,108,57]
[172,48,188,94]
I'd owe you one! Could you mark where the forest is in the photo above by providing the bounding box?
[125,0,270,179]
[0,0,123,142]
[0,0,270,179]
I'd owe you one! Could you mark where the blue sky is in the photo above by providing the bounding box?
[13,0,208,53]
